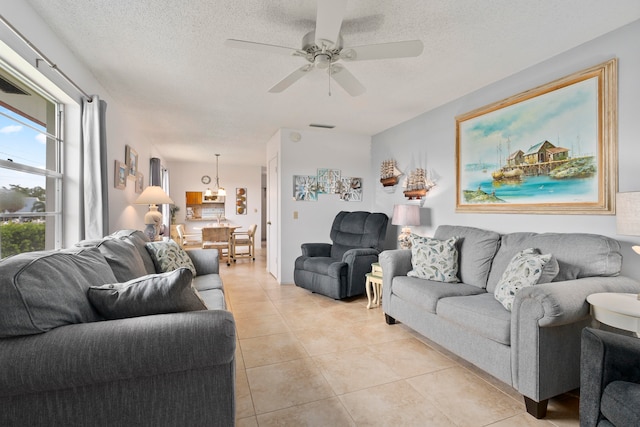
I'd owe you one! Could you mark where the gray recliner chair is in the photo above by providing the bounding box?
[580,327,640,426]
[294,211,389,299]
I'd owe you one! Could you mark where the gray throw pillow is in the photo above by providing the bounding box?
[494,248,553,311]
[145,240,197,277]
[0,248,116,338]
[407,234,460,283]
[96,237,149,282]
[87,268,207,320]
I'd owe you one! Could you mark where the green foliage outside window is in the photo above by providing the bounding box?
[0,222,45,258]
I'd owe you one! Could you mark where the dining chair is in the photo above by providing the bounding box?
[202,227,232,266]
[232,224,257,262]
[175,224,202,247]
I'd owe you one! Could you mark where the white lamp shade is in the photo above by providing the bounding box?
[135,185,174,205]
[616,192,640,236]
[392,204,420,226]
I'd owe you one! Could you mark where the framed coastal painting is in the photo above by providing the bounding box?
[455,59,617,214]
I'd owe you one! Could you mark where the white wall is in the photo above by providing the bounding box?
[0,2,165,242]
[372,19,640,279]
[168,160,262,237]
[275,128,373,284]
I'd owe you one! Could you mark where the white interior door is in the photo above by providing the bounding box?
[267,155,278,279]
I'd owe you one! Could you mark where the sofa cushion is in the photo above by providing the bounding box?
[494,248,552,311]
[297,256,346,278]
[87,268,207,320]
[434,225,500,289]
[391,276,485,313]
[110,229,156,274]
[146,240,197,277]
[436,293,512,345]
[193,274,224,292]
[198,288,227,310]
[95,237,149,282]
[486,232,622,292]
[407,235,460,283]
[0,248,116,338]
[601,381,640,427]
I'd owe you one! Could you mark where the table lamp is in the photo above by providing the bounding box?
[616,192,640,255]
[392,204,420,249]
[135,185,174,241]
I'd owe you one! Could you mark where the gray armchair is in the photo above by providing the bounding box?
[580,327,640,426]
[294,211,389,299]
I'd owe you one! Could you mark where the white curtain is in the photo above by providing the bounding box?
[81,95,109,239]
[161,166,170,234]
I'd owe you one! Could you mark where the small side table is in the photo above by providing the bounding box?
[587,292,640,336]
[365,263,383,309]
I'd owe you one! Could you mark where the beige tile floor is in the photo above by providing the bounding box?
[220,244,580,426]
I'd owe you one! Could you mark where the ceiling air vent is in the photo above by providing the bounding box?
[0,76,29,95]
[309,123,335,129]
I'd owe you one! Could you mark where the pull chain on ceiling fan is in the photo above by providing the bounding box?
[225,0,423,96]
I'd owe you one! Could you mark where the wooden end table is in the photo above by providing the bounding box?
[365,263,383,309]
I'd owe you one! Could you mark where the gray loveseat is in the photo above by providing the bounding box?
[0,230,235,427]
[379,225,640,419]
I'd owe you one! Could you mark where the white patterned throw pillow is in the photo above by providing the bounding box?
[494,248,552,311]
[145,240,197,277]
[407,235,460,283]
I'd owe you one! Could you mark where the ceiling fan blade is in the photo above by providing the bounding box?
[329,64,365,96]
[268,65,313,93]
[225,39,302,56]
[315,0,347,48]
[341,40,424,61]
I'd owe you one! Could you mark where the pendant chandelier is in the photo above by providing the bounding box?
[213,153,226,196]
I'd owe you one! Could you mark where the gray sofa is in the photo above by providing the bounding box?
[0,230,235,427]
[379,225,640,419]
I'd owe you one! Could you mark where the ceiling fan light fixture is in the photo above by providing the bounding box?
[315,53,332,69]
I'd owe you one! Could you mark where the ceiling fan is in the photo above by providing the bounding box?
[225,0,423,96]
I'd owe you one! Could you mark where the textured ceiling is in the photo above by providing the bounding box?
[25,0,640,166]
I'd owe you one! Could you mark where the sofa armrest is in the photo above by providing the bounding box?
[580,327,640,426]
[342,247,379,261]
[512,276,640,328]
[379,249,412,308]
[301,243,332,257]
[511,276,640,401]
[187,248,220,275]
[0,310,235,398]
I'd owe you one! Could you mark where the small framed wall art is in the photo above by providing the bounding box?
[293,175,318,201]
[114,160,126,189]
[125,145,138,178]
[135,172,144,194]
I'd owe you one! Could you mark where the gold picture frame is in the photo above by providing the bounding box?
[135,172,144,194]
[125,145,138,178]
[114,160,126,189]
[455,59,617,214]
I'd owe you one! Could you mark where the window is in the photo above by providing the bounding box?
[0,65,62,258]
